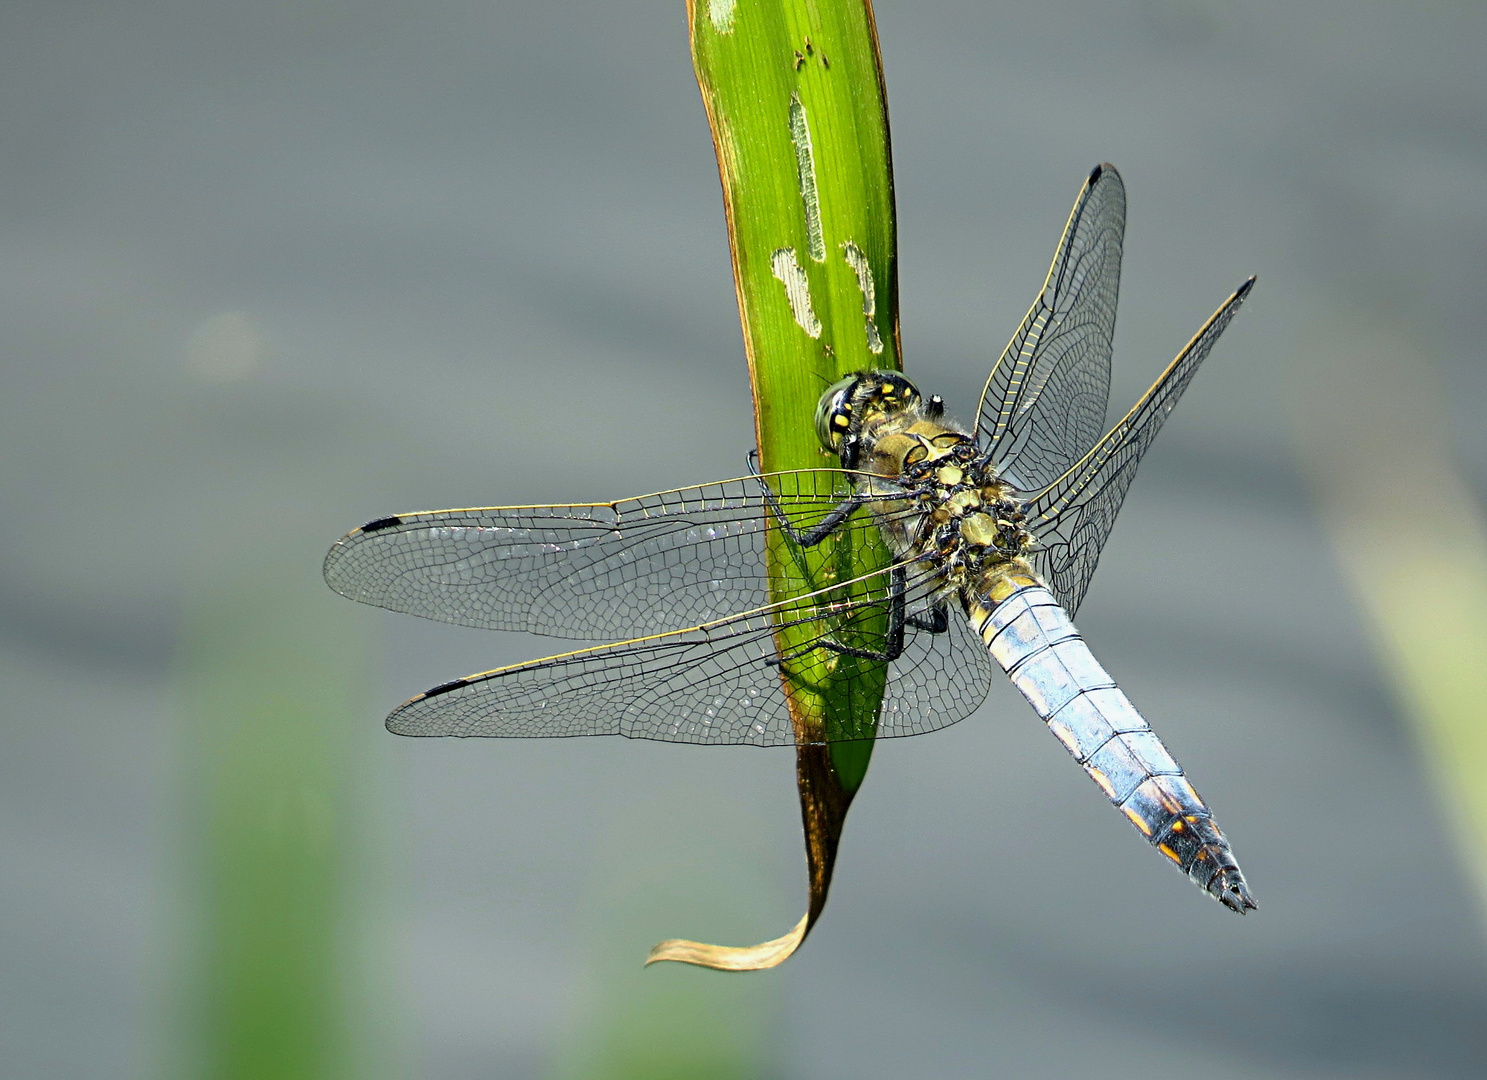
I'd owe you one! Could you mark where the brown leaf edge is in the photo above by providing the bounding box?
[645,743,856,969]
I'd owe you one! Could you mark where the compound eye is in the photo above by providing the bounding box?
[815,375,860,452]
[874,373,921,408]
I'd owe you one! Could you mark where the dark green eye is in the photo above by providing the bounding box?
[815,375,860,451]
[815,371,923,454]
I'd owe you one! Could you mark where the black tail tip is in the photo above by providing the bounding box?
[1212,868,1258,913]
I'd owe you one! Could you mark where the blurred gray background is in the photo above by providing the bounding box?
[4,1,1487,1078]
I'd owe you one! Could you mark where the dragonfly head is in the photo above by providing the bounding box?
[815,370,923,463]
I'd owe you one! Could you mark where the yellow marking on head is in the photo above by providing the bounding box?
[833,413,850,428]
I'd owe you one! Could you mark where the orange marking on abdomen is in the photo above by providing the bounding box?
[1123,805,1154,836]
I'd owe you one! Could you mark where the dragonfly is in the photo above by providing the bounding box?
[325,164,1257,912]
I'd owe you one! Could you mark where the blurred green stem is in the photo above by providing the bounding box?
[171,565,369,1079]
[1293,312,1487,925]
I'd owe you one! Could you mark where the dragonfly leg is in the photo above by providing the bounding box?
[746,450,864,548]
[771,565,912,666]
[907,603,949,634]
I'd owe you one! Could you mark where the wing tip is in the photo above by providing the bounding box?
[324,516,403,589]
[1088,161,1120,185]
[386,680,468,736]
[1235,275,1257,300]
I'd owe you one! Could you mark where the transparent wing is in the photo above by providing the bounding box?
[976,164,1125,491]
[1026,278,1255,613]
[324,470,911,640]
[386,561,995,746]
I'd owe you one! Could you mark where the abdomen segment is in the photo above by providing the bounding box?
[967,583,1255,912]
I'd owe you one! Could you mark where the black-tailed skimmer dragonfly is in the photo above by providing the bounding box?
[325,164,1257,912]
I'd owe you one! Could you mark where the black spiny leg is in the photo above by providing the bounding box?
[747,450,865,548]
[774,564,923,666]
[907,603,949,634]
[816,572,952,659]
[749,453,933,668]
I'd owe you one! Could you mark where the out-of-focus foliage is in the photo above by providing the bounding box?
[547,832,780,1079]
[1293,314,1487,925]
[168,564,376,1080]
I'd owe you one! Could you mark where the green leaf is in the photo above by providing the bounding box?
[647,0,899,971]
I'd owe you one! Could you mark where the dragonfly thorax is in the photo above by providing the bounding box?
[893,430,1032,578]
[818,373,1036,581]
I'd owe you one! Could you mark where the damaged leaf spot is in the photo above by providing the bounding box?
[789,94,826,262]
[706,0,736,34]
[771,248,823,338]
[843,242,885,353]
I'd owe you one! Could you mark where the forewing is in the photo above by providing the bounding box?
[386,562,993,745]
[1026,278,1255,613]
[976,164,1125,491]
[323,470,896,639]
